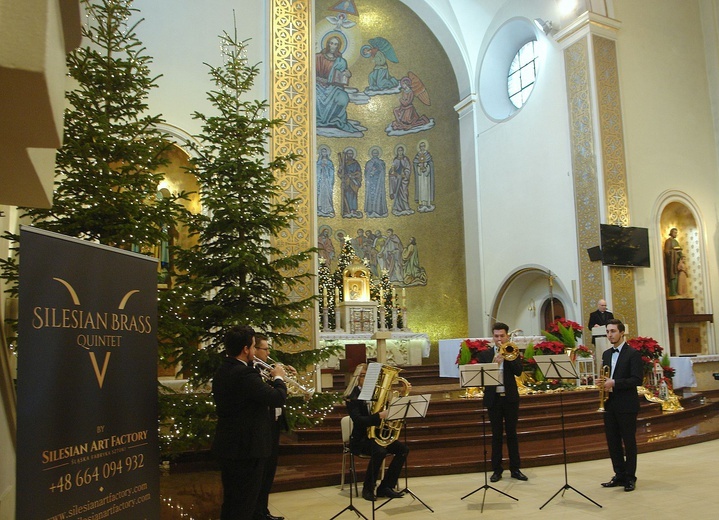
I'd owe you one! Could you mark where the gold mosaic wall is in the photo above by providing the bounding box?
[271,0,315,351]
[593,35,637,331]
[565,33,637,340]
[565,38,605,343]
[312,0,468,349]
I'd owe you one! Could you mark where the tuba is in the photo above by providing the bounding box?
[368,364,412,447]
[597,365,610,412]
[499,341,520,361]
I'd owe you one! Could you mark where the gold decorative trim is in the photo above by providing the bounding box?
[564,38,605,343]
[271,0,315,351]
[593,35,637,329]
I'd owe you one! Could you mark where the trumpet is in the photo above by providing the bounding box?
[597,365,610,412]
[254,357,315,399]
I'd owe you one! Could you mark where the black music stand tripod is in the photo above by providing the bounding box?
[373,394,434,514]
[458,363,518,513]
[534,355,602,510]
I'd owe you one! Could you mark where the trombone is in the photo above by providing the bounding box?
[254,357,316,398]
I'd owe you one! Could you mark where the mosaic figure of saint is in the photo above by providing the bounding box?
[318,226,336,267]
[316,35,360,134]
[361,37,400,94]
[380,228,404,283]
[364,147,388,218]
[317,145,336,218]
[402,237,427,286]
[413,140,435,212]
[338,148,363,218]
[388,145,414,216]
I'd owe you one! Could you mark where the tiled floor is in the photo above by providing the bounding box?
[161,438,719,519]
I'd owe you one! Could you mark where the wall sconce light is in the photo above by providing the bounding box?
[534,18,555,35]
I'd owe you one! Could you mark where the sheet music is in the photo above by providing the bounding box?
[343,364,366,398]
[459,363,501,388]
[592,325,607,337]
[534,354,578,379]
[357,362,384,401]
[385,394,431,420]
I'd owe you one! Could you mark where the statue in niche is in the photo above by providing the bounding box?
[664,227,682,297]
[677,253,689,297]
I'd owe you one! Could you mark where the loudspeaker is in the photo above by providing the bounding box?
[587,246,602,262]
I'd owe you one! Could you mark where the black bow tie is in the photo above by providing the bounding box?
[611,347,619,354]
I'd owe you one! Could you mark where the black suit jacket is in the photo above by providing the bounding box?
[601,342,643,413]
[477,347,523,408]
[211,357,287,460]
[588,310,614,330]
[346,386,381,454]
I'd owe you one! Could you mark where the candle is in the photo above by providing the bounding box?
[335,286,339,302]
[392,287,396,304]
[323,287,327,307]
[379,286,383,302]
[402,287,406,308]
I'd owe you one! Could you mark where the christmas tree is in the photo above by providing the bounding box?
[169,28,314,384]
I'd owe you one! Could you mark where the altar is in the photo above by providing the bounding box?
[319,332,430,367]
[439,336,544,377]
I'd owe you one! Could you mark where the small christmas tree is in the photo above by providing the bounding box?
[169,28,314,384]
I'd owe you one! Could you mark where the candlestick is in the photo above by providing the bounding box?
[335,286,339,303]
[401,287,406,308]
[379,286,383,303]
[392,287,396,304]
[323,287,327,307]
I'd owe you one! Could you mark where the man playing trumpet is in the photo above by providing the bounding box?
[254,334,289,520]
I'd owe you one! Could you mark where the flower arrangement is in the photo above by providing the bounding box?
[660,352,675,379]
[570,344,593,361]
[456,338,491,365]
[532,340,566,356]
[626,336,663,370]
[545,318,583,341]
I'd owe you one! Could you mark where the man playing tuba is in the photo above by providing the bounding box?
[346,364,409,501]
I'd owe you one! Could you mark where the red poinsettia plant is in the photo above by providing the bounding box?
[545,318,583,341]
[456,339,491,365]
[626,336,663,368]
[532,341,566,356]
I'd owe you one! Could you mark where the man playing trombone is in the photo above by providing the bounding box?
[476,322,528,482]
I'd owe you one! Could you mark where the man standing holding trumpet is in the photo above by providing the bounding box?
[254,334,289,520]
[599,319,643,492]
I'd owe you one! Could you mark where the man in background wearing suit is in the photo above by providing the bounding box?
[212,326,287,520]
[346,364,409,501]
[599,318,643,492]
[254,333,288,520]
[477,322,528,482]
[588,299,614,344]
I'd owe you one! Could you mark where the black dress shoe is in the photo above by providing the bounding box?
[489,472,502,482]
[376,487,404,498]
[362,488,375,501]
[601,476,625,488]
[510,470,528,481]
[266,515,285,520]
[624,479,636,492]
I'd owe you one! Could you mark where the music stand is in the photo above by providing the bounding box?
[459,363,518,513]
[534,355,602,510]
[373,394,434,513]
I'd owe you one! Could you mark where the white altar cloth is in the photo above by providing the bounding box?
[670,356,697,389]
[319,331,430,366]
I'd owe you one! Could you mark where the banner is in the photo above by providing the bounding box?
[16,227,159,519]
